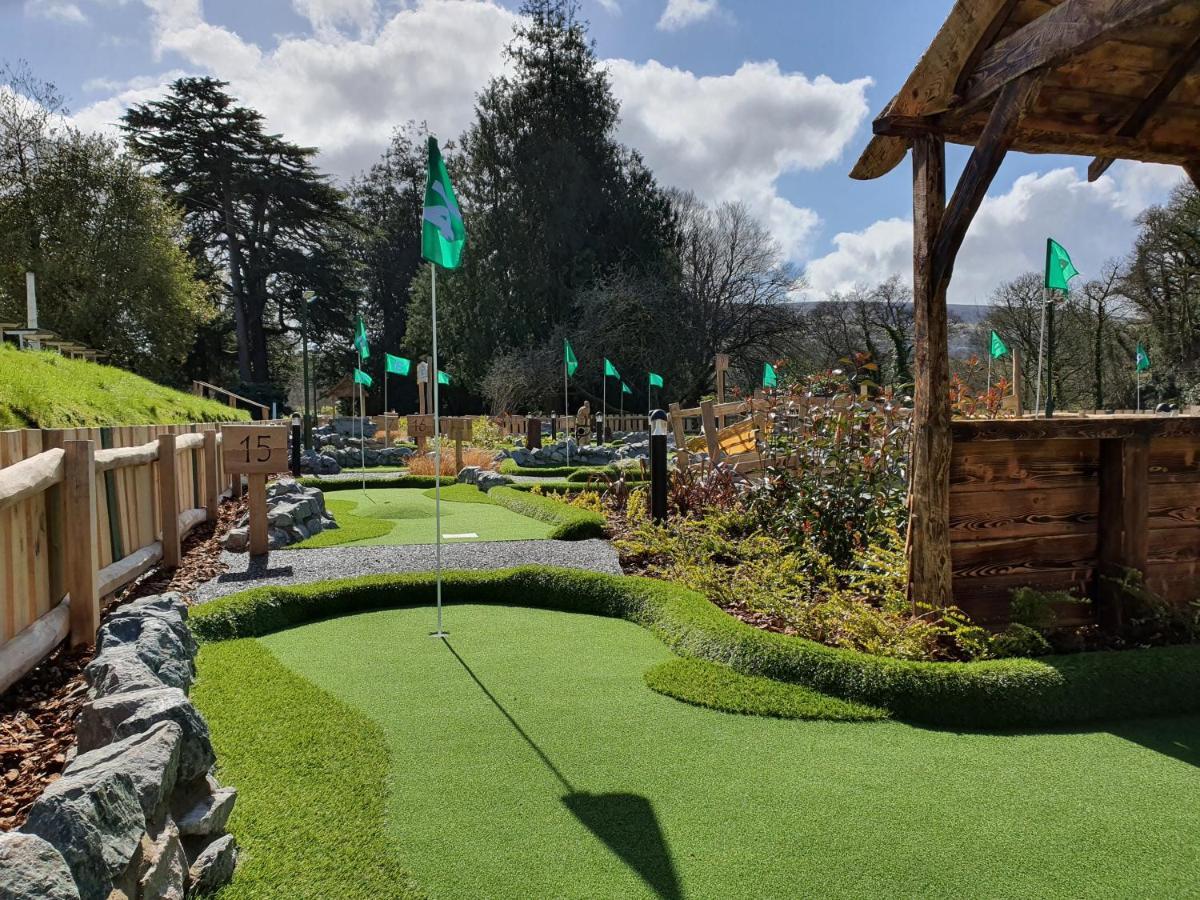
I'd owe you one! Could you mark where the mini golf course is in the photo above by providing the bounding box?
[193,602,1200,900]
[292,486,556,548]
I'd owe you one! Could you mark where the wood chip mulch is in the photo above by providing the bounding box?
[0,497,244,830]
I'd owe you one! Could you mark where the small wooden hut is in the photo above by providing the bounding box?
[853,0,1200,620]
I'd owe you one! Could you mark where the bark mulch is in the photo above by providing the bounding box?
[0,497,245,830]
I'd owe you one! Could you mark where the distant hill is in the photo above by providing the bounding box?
[0,345,251,429]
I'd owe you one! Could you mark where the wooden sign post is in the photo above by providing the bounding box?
[446,417,472,472]
[408,414,435,455]
[221,424,289,556]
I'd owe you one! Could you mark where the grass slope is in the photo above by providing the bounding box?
[195,604,1200,900]
[0,346,247,429]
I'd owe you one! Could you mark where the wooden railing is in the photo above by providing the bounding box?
[0,424,243,693]
[192,380,271,419]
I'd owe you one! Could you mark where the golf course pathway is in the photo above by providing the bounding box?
[194,539,622,603]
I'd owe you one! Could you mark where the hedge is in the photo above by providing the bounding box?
[190,567,1200,729]
[485,486,606,540]
[299,475,454,491]
[497,459,594,478]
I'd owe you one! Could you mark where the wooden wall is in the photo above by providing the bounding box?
[949,418,1200,626]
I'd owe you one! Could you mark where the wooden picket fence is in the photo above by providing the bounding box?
[0,422,283,694]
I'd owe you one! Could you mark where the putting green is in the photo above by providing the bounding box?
[292,487,554,547]
[197,604,1200,899]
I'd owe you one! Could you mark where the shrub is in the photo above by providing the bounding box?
[486,487,606,540]
[301,475,453,491]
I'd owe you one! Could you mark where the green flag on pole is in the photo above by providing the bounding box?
[564,339,578,377]
[422,137,465,270]
[989,331,1009,359]
[354,317,370,359]
[437,370,451,385]
[353,367,372,388]
[604,358,620,379]
[1136,344,1151,372]
[763,362,778,388]
[385,354,411,376]
[649,372,664,388]
[1045,239,1080,293]
[621,381,632,395]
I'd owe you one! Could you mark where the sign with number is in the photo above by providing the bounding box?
[407,415,435,440]
[416,361,430,383]
[221,425,289,474]
[445,417,472,441]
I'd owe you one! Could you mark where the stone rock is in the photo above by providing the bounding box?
[22,766,144,900]
[62,721,181,823]
[84,647,162,697]
[97,616,194,694]
[0,832,81,900]
[135,819,186,900]
[176,786,236,838]
[187,835,237,896]
[476,471,513,492]
[227,480,333,551]
[221,527,249,552]
[76,688,214,783]
[456,466,481,485]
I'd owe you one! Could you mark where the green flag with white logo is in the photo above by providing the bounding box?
[1045,238,1080,293]
[989,331,1008,359]
[1136,344,1151,373]
[437,370,451,385]
[353,367,372,388]
[649,372,664,389]
[422,137,465,270]
[763,362,778,388]
[621,382,632,395]
[354,317,370,360]
[386,354,411,376]
[604,358,620,380]
[564,339,578,377]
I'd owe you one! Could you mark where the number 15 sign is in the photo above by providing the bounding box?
[221,424,289,474]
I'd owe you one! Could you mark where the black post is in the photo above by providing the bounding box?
[290,418,302,477]
[650,433,668,523]
[1045,298,1056,418]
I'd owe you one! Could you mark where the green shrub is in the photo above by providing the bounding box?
[300,474,453,491]
[190,567,1200,729]
[498,458,591,478]
[1011,587,1090,632]
[992,623,1053,659]
[486,486,605,540]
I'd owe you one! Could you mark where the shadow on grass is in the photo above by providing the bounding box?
[443,639,682,899]
[1107,716,1200,769]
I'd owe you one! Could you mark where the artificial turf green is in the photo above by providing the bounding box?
[196,604,1200,899]
[191,639,421,900]
[420,483,496,504]
[644,657,888,721]
[288,488,553,547]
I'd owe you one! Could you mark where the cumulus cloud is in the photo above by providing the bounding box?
[657,0,723,31]
[24,0,87,24]
[609,59,871,258]
[291,0,379,39]
[805,163,1185,303]
[596,0,621,14]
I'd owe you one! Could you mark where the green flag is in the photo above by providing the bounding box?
[1045,238,1080,293]
[422,137,465,270]
[649,372,664,389]
[763,362,778,388]
[989,331,1008,359]
[1136,344,1151,373]
[621,382,632,395]
[564,339,578,377]
[354,317,370,360]
[385,354,411,376]
[437,370,451,385]
[604,358,620,379]
[353,367,372,388]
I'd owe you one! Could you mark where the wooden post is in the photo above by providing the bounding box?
[700,399,720,465]
[669,402,689,468]
[715,353,730,429]
[455,438,464,474]
[202,429,220,521]
[1097,434,1150,631]
[907,134,953,608]
[248,473,268,555]
[158,432,180,569]
[64,440,99,647]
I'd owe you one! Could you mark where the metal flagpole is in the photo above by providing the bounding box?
[987,353,992,397]
[564,357,570,467]
[383,365,388,443]
[432,265,446,638]
[1034,288,1048,417]
[602,367,607,444]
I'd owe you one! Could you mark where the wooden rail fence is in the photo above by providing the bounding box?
[0,423,257,693]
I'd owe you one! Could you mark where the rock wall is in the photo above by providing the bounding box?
[1,594,238,900]
[223,479,337,552]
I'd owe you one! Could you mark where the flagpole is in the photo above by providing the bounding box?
[987,353,992,398]
[384,367,388,444]
[431,265,446,638]
[1035,288,1048,417]
[564,356,570,467]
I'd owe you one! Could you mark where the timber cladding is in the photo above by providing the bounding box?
[948,417,1200,626]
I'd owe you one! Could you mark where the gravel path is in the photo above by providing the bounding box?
[194,539,622,602]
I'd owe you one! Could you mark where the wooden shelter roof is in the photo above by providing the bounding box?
[853,0,1200,182]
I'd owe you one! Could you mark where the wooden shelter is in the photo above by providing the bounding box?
[853,0,1200,609]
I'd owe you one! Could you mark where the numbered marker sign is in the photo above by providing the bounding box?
[407,415,435,441]
[221,425,289,474]
[445,417,473,441]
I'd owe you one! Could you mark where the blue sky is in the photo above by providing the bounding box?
[3,0,1185,303]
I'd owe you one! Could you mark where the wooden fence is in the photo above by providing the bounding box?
[0,422,268,693]
[948,417,1200,626]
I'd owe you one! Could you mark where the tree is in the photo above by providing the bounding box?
[0,66,214,381]
[122,78,349,391]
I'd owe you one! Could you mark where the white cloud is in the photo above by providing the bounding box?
[805,163,1186,303]
[291,0,379,39]
[596,0,621,13]
[609,59,871,258]
[656,0,723,31]
[24,0,87,24]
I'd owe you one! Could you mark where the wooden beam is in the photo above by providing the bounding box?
[907,134,954,609]
[1087,29,1200,182]
[960,0,1179,112]
[932,72,1043,291]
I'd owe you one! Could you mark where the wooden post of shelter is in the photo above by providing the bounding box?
[848,0,1197,606]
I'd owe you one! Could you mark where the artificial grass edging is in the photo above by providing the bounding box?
[189,568,1200,729]
[485,487,606,540]
[299,475,453,491]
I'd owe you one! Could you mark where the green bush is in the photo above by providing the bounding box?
[498,458,590,478]
[191,567,1200,729]
[485,486,606,540]
[300,474,453,491]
